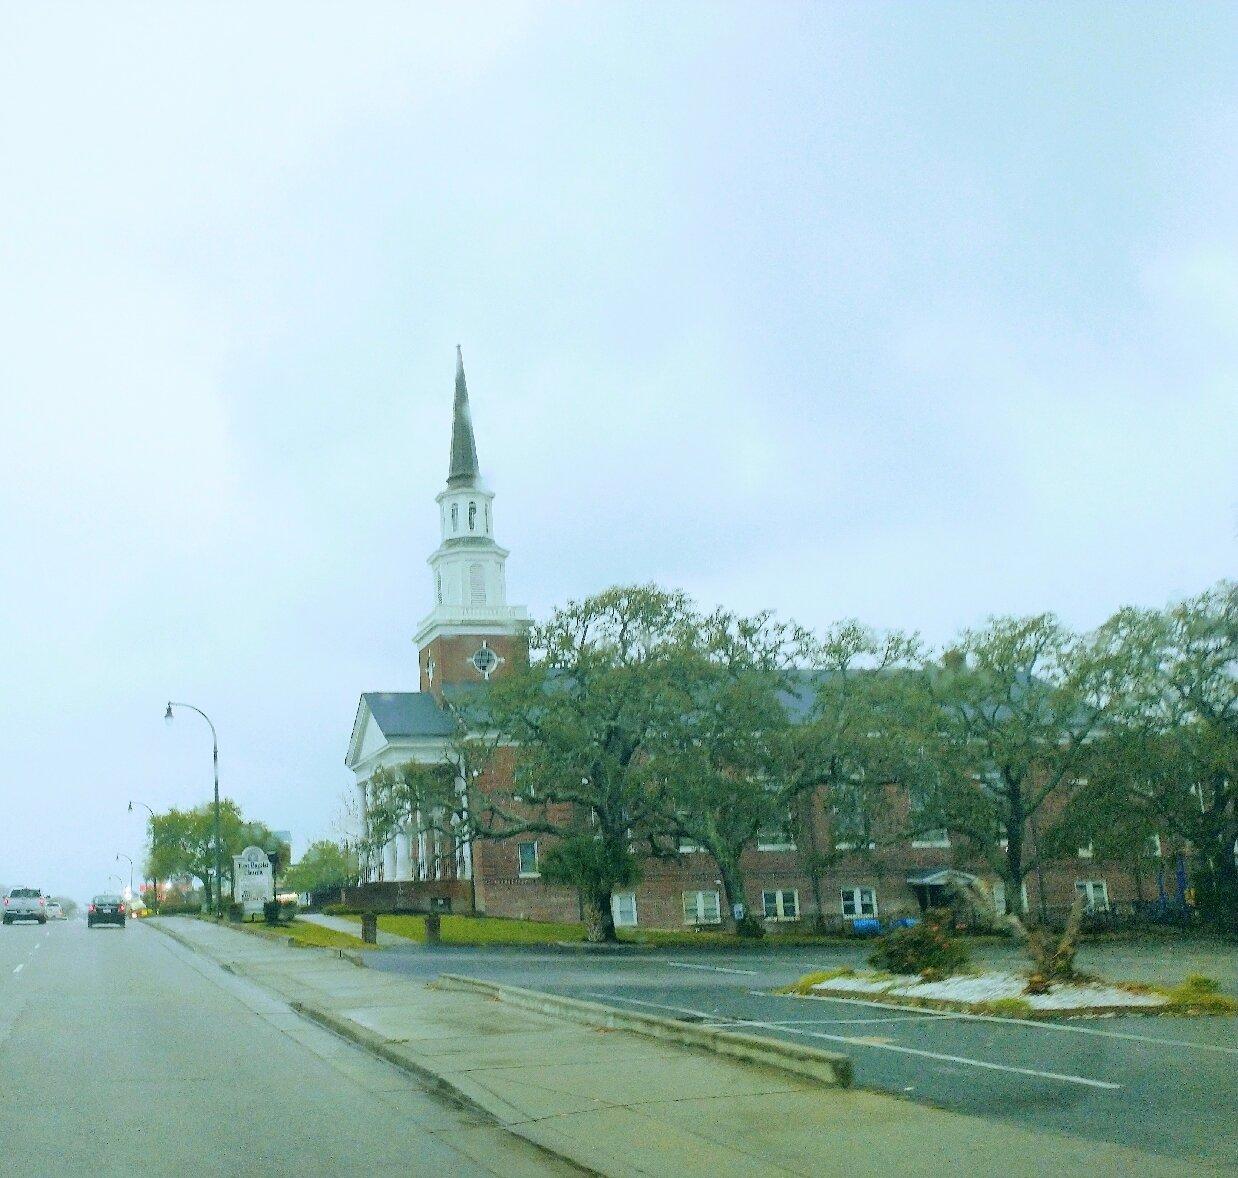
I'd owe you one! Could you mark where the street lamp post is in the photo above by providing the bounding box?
[164,702,223,917]
[128,801,158,905]
[116,853,134,897]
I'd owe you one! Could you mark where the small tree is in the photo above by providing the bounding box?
[284,840,359,895]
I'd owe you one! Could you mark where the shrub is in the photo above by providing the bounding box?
[322,903,360,916]
[1181,974,1220,995]
[868,919,969,978]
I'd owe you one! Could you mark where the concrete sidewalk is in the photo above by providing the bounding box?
[150,917,1205,1178]
[299,910,414,946]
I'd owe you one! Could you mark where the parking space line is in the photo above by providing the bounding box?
[12,964,23,975]
[659,960,760,976]
[585,991,1122,1091]
[756,989,1238,1056]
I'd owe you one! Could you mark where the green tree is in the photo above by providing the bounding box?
[782,622,933,930]
[1090,584,1236,928]
[147,801,242,912]
[928,614,1135,917]
[650,608,809,935]
[146,800,284,911]
[284,840,359,894]
[457,585,700,942]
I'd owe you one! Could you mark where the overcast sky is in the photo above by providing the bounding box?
[1,4,1233,902]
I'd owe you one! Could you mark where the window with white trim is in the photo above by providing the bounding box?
[757,818,795,851]
[762,890,798,921]
[516,841,539,878]
[611,892,637,928]
[682,890,721,925]
[840,887,877,919]
[1075,879,1109,912]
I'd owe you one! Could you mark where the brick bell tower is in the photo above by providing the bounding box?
[414,347,530,697]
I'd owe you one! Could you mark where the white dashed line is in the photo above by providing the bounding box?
[584,990,1122,1091]
[757,990,1238,1056]
[659,959,760,976]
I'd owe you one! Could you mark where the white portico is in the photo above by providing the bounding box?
[344,692,463,882]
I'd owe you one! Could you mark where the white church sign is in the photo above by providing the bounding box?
[233,845,273,918]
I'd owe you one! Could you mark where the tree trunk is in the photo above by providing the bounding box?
[583,888,617,943]
[1004,796,1027,917]
[715,852,762,937]
[797,797,829,932]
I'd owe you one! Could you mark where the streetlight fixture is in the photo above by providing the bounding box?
[128,801,159,906]
[164,701,223,917]
[116,853,134,896]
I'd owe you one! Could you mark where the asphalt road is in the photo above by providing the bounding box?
[371,940,1238,1169]
[0,918,575,1177]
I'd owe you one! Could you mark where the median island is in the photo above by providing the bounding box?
[780,904,1236,1019]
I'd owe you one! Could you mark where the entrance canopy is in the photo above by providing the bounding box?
[906,869,978,888]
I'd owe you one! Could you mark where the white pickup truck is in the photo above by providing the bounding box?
[3,887,48,925]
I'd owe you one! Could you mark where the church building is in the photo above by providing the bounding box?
[344,352,1145,930]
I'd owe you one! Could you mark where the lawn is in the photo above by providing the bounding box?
[344,913,589,945]
[240,917,373,951]
[333,913,862,949]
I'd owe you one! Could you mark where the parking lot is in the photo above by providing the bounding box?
[372,938,1238,1168]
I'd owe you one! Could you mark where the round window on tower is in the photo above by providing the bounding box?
[469,643,502,679]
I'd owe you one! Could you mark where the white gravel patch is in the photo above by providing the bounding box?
[814,971,1168,1011]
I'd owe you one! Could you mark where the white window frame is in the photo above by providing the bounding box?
[840,887,877,919]
[1075,879,1109,912]
[682,890,722,925]
[762,889,799,921]
[611,891,638,928]
[516,841,539,878]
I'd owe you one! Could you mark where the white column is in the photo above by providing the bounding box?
[395,830,411,880]
[384,839,398,881]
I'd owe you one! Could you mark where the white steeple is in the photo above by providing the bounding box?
[413,349,529,650]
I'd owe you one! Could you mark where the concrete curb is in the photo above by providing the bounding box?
[436,973,854,1088]
[146,916,368,967]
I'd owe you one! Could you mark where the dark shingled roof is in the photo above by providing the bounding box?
[447,346,480,487]
[362,692,456,738]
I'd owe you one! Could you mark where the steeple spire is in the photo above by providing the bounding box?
[447,345,480,487]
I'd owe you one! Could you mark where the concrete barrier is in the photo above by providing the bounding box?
[436,973,853,1088]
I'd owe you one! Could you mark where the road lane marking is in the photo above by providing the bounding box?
[12,964,23,974]
[659,959,760,976]
[755,990,1238,1056]
[584,991,1122,1091]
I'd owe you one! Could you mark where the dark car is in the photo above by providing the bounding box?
[87,895,126,928]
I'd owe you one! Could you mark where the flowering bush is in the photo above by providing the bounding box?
[868,911,970,978]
